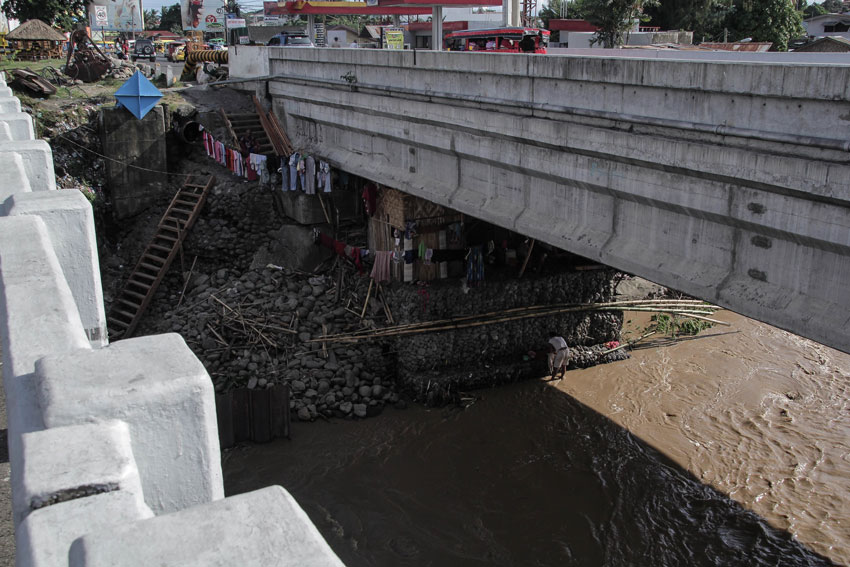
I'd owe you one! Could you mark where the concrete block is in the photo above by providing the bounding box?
[0,215,88,380]
[35,333,224,515]
[17,490,153,567]
[0,122,11,141]
[0,86,11,97]
[0,140,56,191]
[0,112,34,140]
[20,421,143,514]
[99,106,167,219]
[68,486,345,567]
[6,190,107,346]
[0,96,21,113]
[0,152,31,203]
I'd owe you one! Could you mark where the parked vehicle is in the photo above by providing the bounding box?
[167,41,185,62]
[132,38,157,62]
[173,45,186,62]
[444,27,550,53]
[268,33,315,47]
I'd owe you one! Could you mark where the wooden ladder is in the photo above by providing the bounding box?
[107,175,216,340]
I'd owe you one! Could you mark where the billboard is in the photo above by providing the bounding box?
[88,0,144,32]
[181,0,227,32]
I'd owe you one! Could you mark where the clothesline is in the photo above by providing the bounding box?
[201,127,269,184]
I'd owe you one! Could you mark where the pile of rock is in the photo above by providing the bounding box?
[138,265,400,421]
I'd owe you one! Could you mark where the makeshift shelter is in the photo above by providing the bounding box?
[7,19,66,60]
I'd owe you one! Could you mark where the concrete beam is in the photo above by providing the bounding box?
[5,190,108,347]
[68,486,345,567]
[34,333,224,515]
[0,140,56,191]
[20,421,143,516]
[266,49,850,353]
[17,491,153,567]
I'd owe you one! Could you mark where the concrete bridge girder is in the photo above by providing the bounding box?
[264,50,850,353]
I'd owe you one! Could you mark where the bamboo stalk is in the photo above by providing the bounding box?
[360,278,374,320]
[518,238,535,278]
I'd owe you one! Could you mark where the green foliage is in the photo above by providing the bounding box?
[652,313,712,336]
[539,0,583,30]
[802,2,829,17]
[574,0,659,47]
[144,9,160,30]
[723,0,804,50]
[644,0,731,42]
[2,0,87,31]
[159,4,183,32]
[820,0,844,12]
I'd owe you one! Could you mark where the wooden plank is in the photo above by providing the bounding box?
[270,384,291,439]
[215,392,235,449]
[231,388,251,443]
[249,388,272,443]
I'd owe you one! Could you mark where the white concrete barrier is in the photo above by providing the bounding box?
[0,79,344,567]
[68,486,346,567]
[17,491,153,567]
[0,152,31,202]
[20,421,144,514]
[0,112,34,140]
[0,140,55,191]
[35,333,224,515]
[5,191,107,347]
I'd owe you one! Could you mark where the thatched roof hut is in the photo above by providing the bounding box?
[7,19,66,42]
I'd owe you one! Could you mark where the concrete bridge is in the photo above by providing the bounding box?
[232,46,850,354]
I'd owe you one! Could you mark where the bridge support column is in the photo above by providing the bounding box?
[431,7,442,50]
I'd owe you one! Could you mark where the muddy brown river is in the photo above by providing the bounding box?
[223,311,849,566]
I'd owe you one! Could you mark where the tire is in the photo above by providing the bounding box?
[142,45,152,55]
[150,56,156,62]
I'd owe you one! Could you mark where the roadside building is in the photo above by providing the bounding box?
[6,19,66,60]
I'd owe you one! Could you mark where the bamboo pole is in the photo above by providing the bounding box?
[360,278,374,320]
[517,238,535,278]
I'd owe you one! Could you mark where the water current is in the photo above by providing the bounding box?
[223,311,850,566]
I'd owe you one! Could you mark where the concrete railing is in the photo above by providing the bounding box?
[0,76,345,566]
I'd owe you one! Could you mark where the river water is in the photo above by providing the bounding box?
[223,310,850,566]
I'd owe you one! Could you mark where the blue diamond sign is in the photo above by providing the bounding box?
[114,71,163,120]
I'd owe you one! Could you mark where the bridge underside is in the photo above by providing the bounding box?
[265,49,850,354]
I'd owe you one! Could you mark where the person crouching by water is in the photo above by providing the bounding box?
[547,332,569,380]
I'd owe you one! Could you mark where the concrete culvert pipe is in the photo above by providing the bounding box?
[177,121,202,144]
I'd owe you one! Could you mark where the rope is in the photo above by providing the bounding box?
[54,133,192,178]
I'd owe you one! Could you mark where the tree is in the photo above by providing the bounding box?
[802,2,828,17]
[724,0,804,50]
[539,0,583,29]
[2,0,86,31]
[144,9,160,30]
[821,0,844,12]
[644,0,730,42]
[159,3,183,32]
[575,0,659,47]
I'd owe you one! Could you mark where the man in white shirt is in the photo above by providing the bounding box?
[547,332,569,380]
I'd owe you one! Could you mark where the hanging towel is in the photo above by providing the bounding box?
[318,160,331,192]
[370,251,392,283]
[304,156,316,195]
[289,152,300,191]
